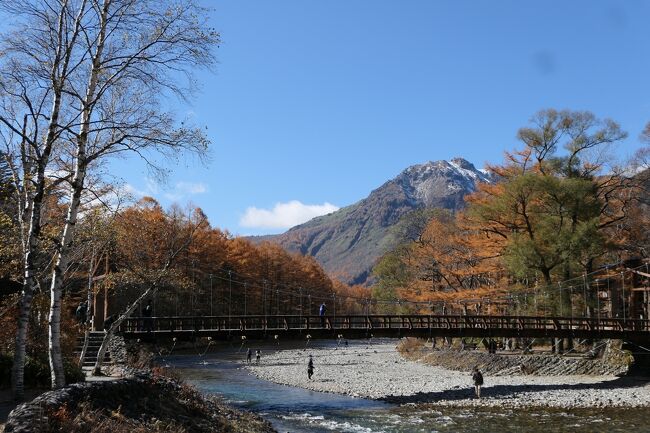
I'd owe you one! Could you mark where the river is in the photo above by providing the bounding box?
[166,340,649,433]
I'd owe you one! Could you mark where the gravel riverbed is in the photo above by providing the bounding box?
[246,342,650,409]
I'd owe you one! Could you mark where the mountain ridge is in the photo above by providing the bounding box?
[251,157,493,285]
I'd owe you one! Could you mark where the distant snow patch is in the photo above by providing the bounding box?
[240,200,339,229]
[448,159,480,181]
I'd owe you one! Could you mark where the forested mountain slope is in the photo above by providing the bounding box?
[256,158,493,285]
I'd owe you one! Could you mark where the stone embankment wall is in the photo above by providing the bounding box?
[399,340,632,376]
[4,373,275,433]
[107,334,128,365]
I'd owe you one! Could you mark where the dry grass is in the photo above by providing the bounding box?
[47,402,197,433]
[396,337,426,355]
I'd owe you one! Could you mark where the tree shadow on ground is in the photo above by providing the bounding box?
[381,376,650,404]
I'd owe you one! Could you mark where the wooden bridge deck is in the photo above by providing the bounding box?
[119,314,650,343]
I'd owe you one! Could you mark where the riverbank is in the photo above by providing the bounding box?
[3,372,275,433]
[246,341,650,409]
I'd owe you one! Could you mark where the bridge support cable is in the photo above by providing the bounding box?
[596,275,601,326]
[228,271,233,328]
[582,275,588,318]
[244,283,248,317]
[209,274,214,316]
[621,272,626,322]
[607,268,611,322]
[332,293,336,329]
[263,280,267,330]
[116,262,647,332]
[299,288,303,332]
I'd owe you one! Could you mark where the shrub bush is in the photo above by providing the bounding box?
[64,358,85,384]
[0,352,12,388]
[0,354,84,389]
[24,355,50,387]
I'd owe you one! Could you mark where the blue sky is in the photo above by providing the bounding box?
[113,0,650,235]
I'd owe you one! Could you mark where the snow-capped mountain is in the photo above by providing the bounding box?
[256,158,493,285]
[395,157,493,208]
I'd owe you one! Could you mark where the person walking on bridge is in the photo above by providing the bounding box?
[75,301,87,325]
[319,303,327,328]
[472,366,484,399]
[142,299,153,332]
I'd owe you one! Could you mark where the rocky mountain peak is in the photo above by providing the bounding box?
[450,156,475,170]
[258,157,492,285]
[391,158,492,208]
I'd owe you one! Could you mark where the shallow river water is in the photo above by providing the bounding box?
[167,341,649,433]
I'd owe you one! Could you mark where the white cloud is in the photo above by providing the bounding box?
[240,200,339,229]
[123,183,148,198]
[123,179,207,201]
[145,178,160,195]
[176,181,207,194]
[164,181,208,201]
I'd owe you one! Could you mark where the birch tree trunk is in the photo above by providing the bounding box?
[5,0,88,399]
[13,138,59,397]
[48,166,86,388]
[12,56,64,402]
[12,154,50,398]
[47,0,109,388]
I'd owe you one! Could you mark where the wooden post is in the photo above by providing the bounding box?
[92,288,99,331]
[103,286,108,327]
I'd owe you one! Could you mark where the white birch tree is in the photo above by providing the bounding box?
[0,0,218,394]
[47,0,217,388]
[0,0,88,399]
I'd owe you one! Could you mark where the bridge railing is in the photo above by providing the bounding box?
[119,314,650,334]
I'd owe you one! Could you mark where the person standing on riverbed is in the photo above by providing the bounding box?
[472,366,484,399]
[246,348,252,364]
[307,355,314,379]
[256,349,261,364]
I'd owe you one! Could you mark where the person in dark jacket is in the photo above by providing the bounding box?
[319,303,326,328]
[75,301,87,325]
[142,300,153,332]
[472,366,484,399]
[307,355,314,379]
[246,348,252,364]
[104,314,116,331]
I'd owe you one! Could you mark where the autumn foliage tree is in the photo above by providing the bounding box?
[374,109,644,317]
[374,209,505,312]
[89,198,355,330]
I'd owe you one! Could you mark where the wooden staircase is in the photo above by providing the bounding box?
[76,331,111,370]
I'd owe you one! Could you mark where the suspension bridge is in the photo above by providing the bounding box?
[101,262,650,345]
[118,314,650,343]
